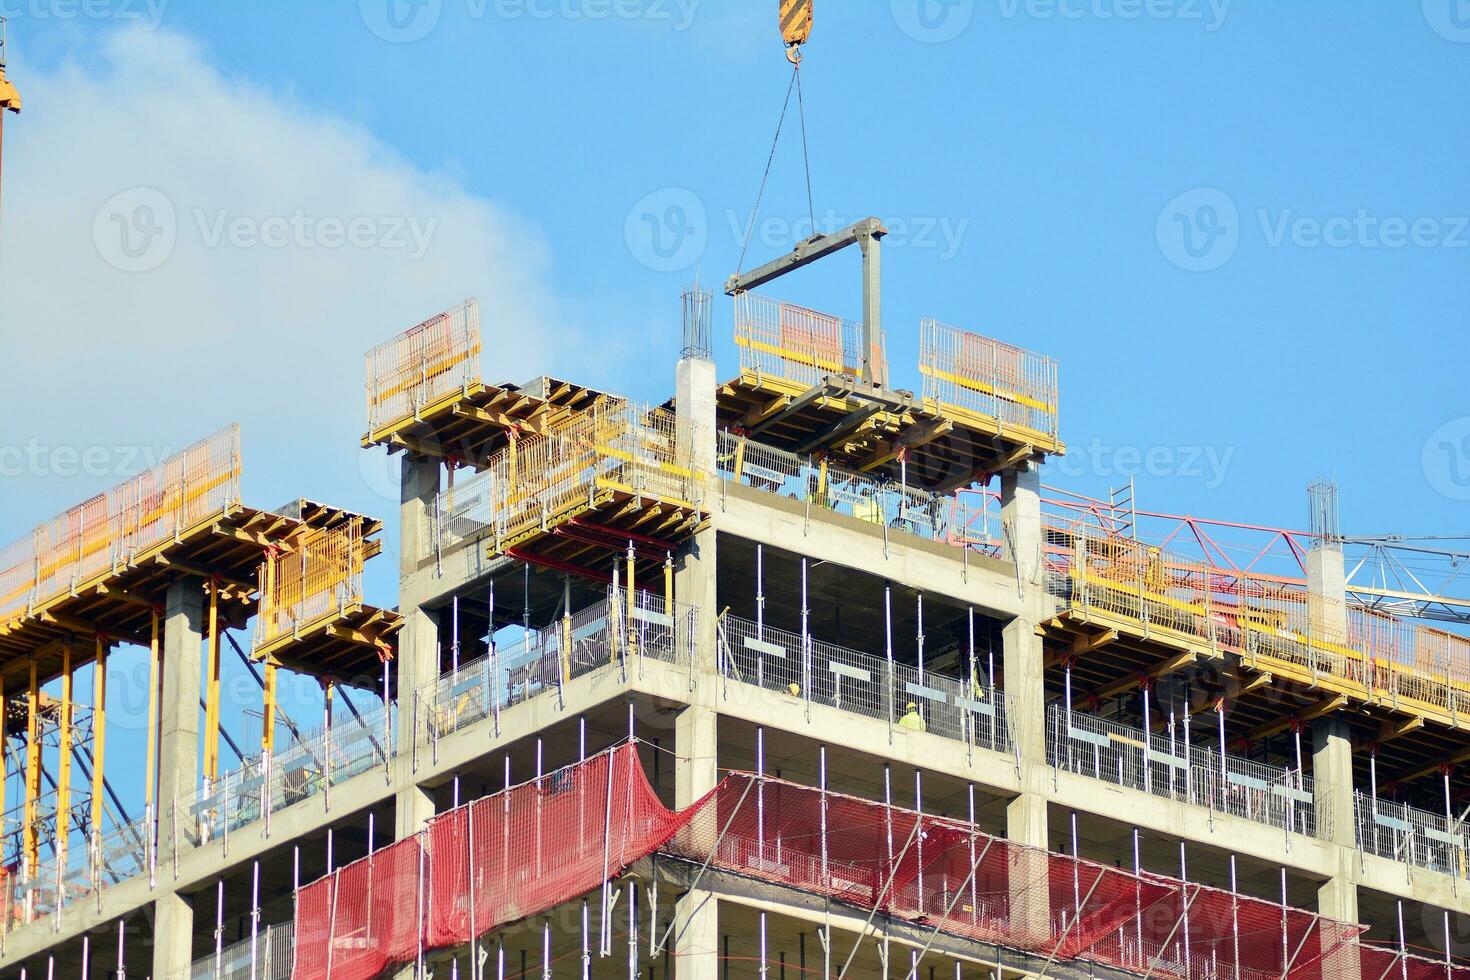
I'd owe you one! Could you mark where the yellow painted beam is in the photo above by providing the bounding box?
[204,579,221,784]
[263,661,277,757]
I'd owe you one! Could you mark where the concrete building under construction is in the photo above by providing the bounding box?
[3,217,1470,980]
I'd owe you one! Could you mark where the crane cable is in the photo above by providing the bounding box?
[736,3,818,277]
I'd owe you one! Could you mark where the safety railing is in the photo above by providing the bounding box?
[716,431,1003,554]
[437,403,701,554]
[719,613,1012,755]
[1356,791,1470,880]
[254,517,366,652]
[0,425,242,625]
[365,298,481,435]
[172,921,295,980]
[1048,523,1470,726]
[424,590,697,744]
[1047,705,1317,839]
[919,319,1060,442]
[176,701,397,851]
[734,291,887,388]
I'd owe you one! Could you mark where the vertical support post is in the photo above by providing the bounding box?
[204,578,221,787]
[626,541,637,664]
[856,222,883,387]
[397,453,441,841]
[145,610,160,866]
[56,641,74,877]
[23,658,39,882]
[91,634,107,892]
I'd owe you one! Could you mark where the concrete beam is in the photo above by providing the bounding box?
[159,576,203,859]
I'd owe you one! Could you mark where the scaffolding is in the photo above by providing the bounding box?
[436,401,704,581]
[919,318,1061,450]
[252,515,400,678]
[719,294,1064,492]
[0,425,241,630]
[1048,522,1470,735]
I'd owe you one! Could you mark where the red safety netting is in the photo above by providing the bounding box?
[293,835,423,980]
[1360,943,1470,980]
[294,744,1383,980]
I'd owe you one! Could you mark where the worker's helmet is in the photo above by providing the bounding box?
[906,702,917,710]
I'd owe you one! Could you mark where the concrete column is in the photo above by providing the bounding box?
[152,889,195,979]
[396,453,442,841]
[673,702,719,979]
[158,576,203,859]
[1314,715,1360,911]
[1306,541,1349,643]
[1000,461,1050,943]
[671,346,719,978]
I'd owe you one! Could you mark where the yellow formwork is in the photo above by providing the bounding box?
[1058,526,1470,728]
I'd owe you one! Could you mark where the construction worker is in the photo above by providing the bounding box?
[898,702,926,733]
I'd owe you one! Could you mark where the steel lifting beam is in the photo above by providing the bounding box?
[725,216,888,385]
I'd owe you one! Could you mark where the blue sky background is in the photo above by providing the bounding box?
[0,0,1466,822]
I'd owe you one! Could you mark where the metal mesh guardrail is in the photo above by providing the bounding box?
[919,319,1060,442]
[175,701,396,852]
[1047,705,1317,840]
[1356,791,1470,880]
[423,591,696,744]
[715,431,1001,551]
[437,403,700,555]
[173,921,294,980]
[364,299,481,436]
[0,425,241,624]
[254,517,366,653]
[720,614,1011,755]
[734,292,886,388]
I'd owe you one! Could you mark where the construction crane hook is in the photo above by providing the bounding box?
[0,17,21,115]
[780,0,812,65]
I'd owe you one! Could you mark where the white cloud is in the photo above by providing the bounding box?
[0,26,608,526]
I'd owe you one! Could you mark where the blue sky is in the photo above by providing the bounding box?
[0,0,1466,818]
